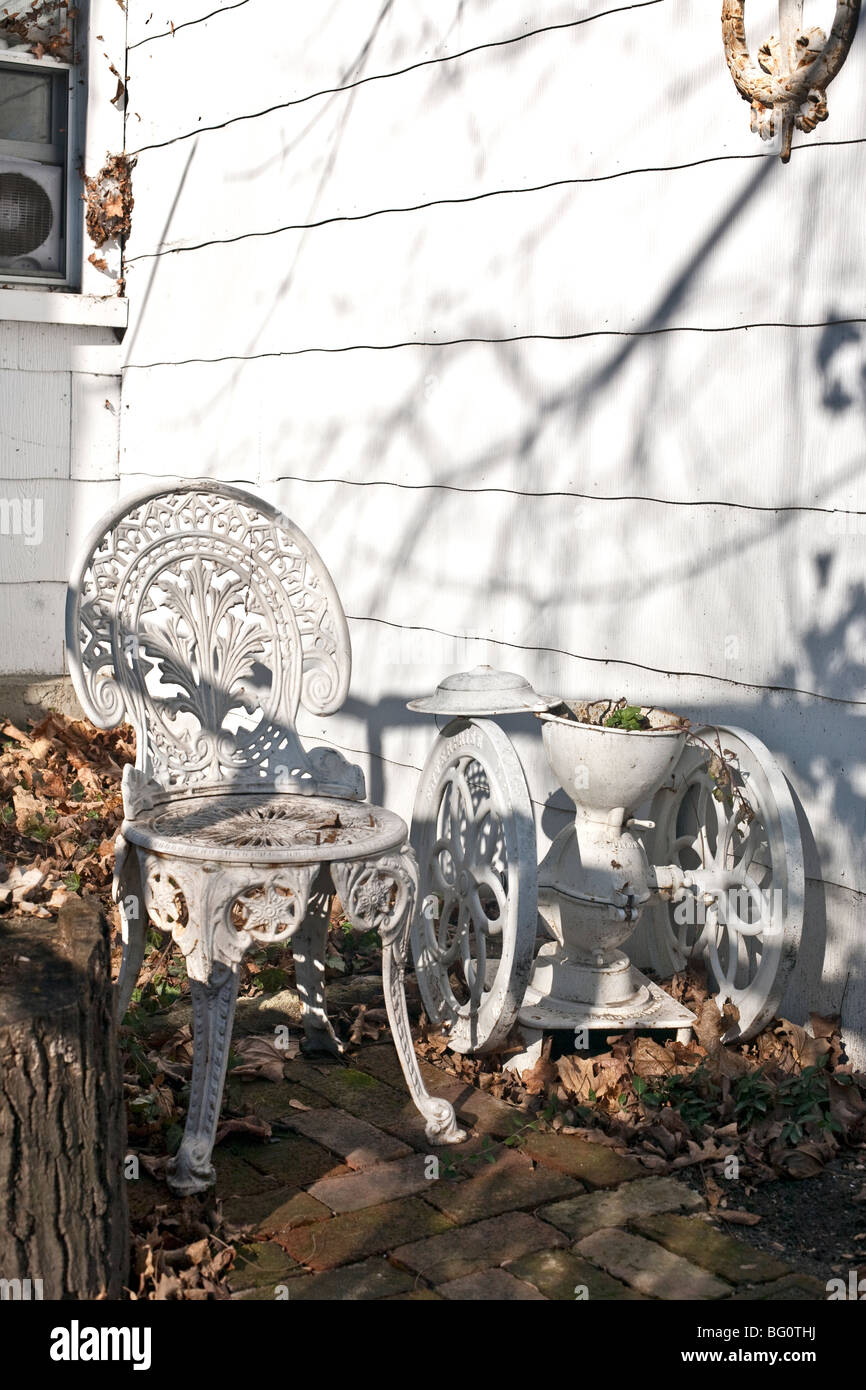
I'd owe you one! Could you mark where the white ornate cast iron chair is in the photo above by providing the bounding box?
[66,481,464,1195]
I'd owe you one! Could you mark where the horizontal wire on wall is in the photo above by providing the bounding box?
[127,0,665,155]
[125,135,866,265]
[123,316,866,372]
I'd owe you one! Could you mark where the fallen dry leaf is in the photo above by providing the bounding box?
[592,1056,631,1099]
[770,1141,826,1179]
[775,1019,831,1069]
[637,1153,670,1173]
[153,1272,183,1300]
[555,1052,596,1103]
[214,1116,272,1146]
[716,1210,762,1226]
[631,1035,679,1078]
[828,1076,866,1137]
[137,1154,172,1179]
[349,1004,387,1046]
[672,1137,737,1170]
[230,1036,287,1083]
[12,786,44,833]
[810,1012,841,1040]
[645,1123,679,1157]
[521,1036,558,1096]
[16,899,52,918]
[0,864,46,904]
[1,721,31,745]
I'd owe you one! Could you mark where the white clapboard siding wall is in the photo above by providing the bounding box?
[118,0,866,1054]
[0,323,121,675]
[0,0,128,673]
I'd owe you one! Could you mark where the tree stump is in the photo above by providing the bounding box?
[0,899,128,1299]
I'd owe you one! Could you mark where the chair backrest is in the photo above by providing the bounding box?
[66,480,354,796]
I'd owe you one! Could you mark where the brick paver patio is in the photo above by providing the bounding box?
[129,1041,827,1300]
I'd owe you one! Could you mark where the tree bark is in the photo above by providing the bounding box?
[0,898,128,1299]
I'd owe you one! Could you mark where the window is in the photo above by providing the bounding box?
[0,46,75,284]
[0,2,127,318]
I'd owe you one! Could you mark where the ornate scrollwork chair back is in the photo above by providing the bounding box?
[66,480,363,813]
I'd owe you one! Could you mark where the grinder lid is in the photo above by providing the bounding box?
[407,664,552,716]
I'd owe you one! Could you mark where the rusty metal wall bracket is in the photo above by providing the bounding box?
[722,0,861,162]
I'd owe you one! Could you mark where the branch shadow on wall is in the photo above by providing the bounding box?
[97,37,866,1048]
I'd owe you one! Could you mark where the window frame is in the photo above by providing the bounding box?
[0,47,78,288]
[0,58,68,160]
[0,0,127,326]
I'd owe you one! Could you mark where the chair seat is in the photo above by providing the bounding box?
[123,789,407,865]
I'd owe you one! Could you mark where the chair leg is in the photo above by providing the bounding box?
[331,847,466,1147]
[167,961,240,1196]
[293,881,344,1057]
[113,834,148,1022]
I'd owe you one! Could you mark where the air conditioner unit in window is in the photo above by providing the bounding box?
[0,156,63,276]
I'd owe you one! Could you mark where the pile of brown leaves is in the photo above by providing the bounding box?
[0,712,133,921]
[84,153,136,249]
[418,967,866,1192]
[0,2,74,60]
[130,1200,235,1301]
